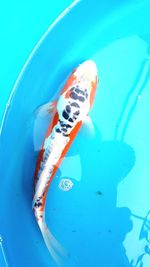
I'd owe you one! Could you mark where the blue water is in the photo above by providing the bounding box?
[0,0,150,266]
[0,0,73,123]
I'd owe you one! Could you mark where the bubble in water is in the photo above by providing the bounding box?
[58,178,74,191]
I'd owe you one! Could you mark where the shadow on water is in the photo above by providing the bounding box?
[20,117,136,267]
[65,124,136,267]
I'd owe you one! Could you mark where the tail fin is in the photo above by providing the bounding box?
[39,220,68,267]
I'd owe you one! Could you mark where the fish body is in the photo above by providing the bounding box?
[32,60,98,265]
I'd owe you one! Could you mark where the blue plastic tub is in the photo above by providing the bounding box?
[0,0,150,266]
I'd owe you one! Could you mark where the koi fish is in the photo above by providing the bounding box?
[32,60,98,266]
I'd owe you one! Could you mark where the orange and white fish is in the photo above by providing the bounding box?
[32,60,98,266]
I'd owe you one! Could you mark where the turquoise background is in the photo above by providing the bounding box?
[0,0,73,124]
[1,0,150,266]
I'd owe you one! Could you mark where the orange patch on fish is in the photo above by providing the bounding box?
[90,76,98,107]
[65,89,71,99]
[45,111,59,138]
[39,120,82,211]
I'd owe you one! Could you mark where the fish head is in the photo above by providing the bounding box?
[58,60,98,123]
[74,60,98,107]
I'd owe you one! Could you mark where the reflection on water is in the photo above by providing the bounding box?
[114,54,150,141]
[130,210,150,267]
[0,236,9,267]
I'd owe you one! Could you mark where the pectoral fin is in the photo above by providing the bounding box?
[33,100,57,151]
[35,100,57,118]
[81,115,95,137]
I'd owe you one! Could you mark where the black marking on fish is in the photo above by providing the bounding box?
[75,88,85,96]
[61,128,67,133]
[44,153,49,161]
[70,91,85,102]
[61,123,72,133]
[43,147,51,163]
[62,110,69,120]
[66,124,72,128]
[74,110,80,116]
[78,96,85,102]
[59,120,66,127]
[34,201,42,208]
[68,118,74,123]
[70,86,75,92]
[63,133,69,137]
[66,105,71,113]
[71,102,80,108]
[70,92,78,100]
[56,128,61,133]
[84,89,88,99]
